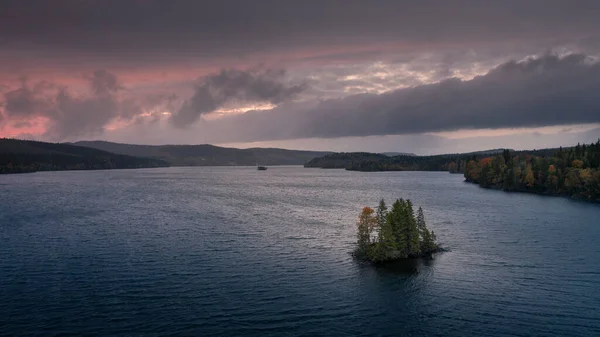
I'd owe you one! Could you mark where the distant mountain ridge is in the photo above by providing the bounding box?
[0,138,168,174]
[72,141,331,166]
[5,137,579,175]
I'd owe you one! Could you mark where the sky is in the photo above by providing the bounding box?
[1,0,600,155]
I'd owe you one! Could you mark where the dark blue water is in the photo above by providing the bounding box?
[1,167,599,336]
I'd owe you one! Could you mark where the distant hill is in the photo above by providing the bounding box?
[0,138,169,174]
[451,148,510,157]
[304,146,587,173]
[73,141,331,166]
[380,152,416,157]
[305,151,466,171]
[304,152,391,168]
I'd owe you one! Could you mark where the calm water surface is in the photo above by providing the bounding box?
[1,167,599,336]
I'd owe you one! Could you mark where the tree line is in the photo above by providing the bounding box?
[464,141,600,202]
[355,199,440,263]
[304,150,501,173]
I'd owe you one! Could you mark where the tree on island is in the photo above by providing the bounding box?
[356,207,376,254]
[354,199,440,263]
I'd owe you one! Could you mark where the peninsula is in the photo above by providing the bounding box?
[307,141,600,203]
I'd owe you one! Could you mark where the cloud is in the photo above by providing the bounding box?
[3,87,43,117]
[1,0,600,73]
[171,68,306,127]
[200,53,600,143]
[88,70,122,95]
[2,81,56,117]
[44,88,120,139]
[3,2,600,149]
[0,70,149,140]
[3,53,600,145]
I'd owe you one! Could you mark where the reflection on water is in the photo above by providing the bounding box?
[364,255,438,275]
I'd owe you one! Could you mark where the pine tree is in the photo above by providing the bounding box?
[376,199,387,243]
[379,213,397,259]
[390,199,407,258]
[503,149,511,165]
[416,206,427,246]
[416,206,438,253]
[405,199,421,256]
[369,199,391,262]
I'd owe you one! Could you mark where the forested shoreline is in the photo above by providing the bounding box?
[304,150,503,172]
[464,142,600,202]
[4,137,599,203]
[306,141,600,203]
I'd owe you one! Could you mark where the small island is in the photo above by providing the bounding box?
[354,199,441,263]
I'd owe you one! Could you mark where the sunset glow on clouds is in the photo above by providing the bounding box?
[1,0,600,153]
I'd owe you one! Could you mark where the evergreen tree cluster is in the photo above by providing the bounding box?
[345,155,468,172]
[464,140,600,202]
[355,199,439,263]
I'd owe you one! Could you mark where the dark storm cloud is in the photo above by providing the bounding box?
[3,81,56,117]
[4,87,43,117]
[88,70,122,95]
[204,54,600,143]
[1,0,599,62]
[45,88,120,139]
[1,70,146,139]
[171,68,307,127]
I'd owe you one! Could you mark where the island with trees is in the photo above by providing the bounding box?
[354,198,441,263]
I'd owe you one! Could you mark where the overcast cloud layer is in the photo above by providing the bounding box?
[2,1,600,58]
[1,1,600,152]
[198,54,600,142]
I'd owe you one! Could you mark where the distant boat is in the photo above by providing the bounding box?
[257,166,267,170]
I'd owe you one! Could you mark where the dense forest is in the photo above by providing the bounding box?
[303,152,390,168]
[0,139,169,174]
[74,141,331,166]
[464,141,600,202]
[355,199,440,263]
[346,154,469,172]
[304,150,505,172]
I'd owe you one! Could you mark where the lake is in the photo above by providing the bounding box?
[1,167,599,336]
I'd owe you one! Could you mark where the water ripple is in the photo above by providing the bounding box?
[1,167,599,336]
